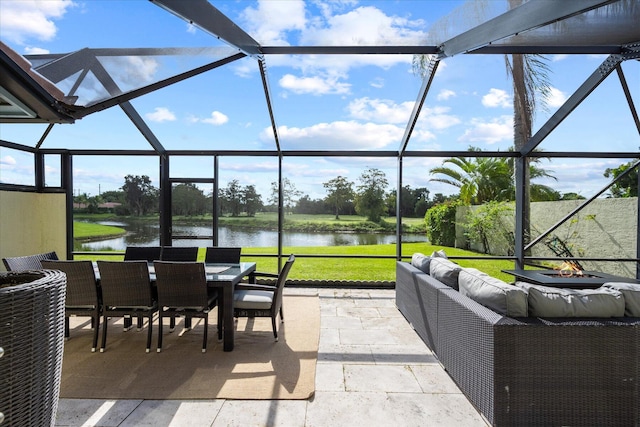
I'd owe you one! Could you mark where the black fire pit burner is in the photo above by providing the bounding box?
[502,269,639,289]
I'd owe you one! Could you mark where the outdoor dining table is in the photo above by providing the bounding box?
[93,261,257,352]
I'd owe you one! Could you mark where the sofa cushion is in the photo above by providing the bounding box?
[429,258,461,290]
[411,253,431,274]
[459,268,528,317]
[517,283,625,318]
[601,282,640,316]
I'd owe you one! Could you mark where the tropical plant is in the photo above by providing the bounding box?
[463,201,514,255]
[604,159,639,198]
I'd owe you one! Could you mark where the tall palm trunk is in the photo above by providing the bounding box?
[511,53,532,250]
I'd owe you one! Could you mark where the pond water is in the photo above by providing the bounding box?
[79,219,427,250]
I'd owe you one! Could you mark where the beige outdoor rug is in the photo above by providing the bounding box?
[60,295,319,400]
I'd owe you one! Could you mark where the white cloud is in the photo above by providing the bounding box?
[261,120,404,150]
[145,107,176,123]
[482,88,511,108]
[240,0,306,45]
[547,86,568,108]
[370,77,384,89]
[201,111,229,126]
[348,97,413,123]
[186,23,196,34]
[348,97,460,130]
[100,56,159,88]
[0,0,75,45]
[1,155,17,166]
[240,2,426,74]
[551,54,568,62]
[458,115,513,145]
[279,74,350,95]
[24,46,50,54]
[437,89,456,101]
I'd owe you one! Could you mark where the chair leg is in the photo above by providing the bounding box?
[169,316,175,332]
[272,316,278,341]
[124,316,132,331]
[100,314,108,352]
[185,316,192,331]
[280,306,284,322]
[146,313,153,353]
[157,311,163,353]
[202,316,208,353]
[217,305,223,341]
[137,315,143,331]
[91,312,99,352]
[64,317,70,339]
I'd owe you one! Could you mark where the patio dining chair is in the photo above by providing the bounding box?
[96,260,158,353]
[204,247,241,264]
[3,251,59,271]
[160,246,198,262]
[233,254,295,341]
[124,246,161,262]
[41,260,102,352]
[154,261,219,353]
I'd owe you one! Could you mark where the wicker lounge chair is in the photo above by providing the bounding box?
[154,261,219,353]
[41,260,102,352]
[3,251,58,271]
[233,254,294,341]
[96,260,158,353]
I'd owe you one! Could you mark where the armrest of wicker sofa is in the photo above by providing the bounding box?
[395,261,450,353]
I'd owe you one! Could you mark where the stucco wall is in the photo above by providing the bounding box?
[456,198,638,279]
[0,190,67,271]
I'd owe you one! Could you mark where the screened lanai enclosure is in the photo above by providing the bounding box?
[1,0,639,282]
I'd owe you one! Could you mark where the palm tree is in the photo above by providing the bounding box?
[430,150,556,205]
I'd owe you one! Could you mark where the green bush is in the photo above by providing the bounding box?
[424,201,458,246]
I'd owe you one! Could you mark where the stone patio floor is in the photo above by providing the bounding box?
[55,288,488,426]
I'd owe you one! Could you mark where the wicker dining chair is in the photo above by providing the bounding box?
[204,247,241,264]
[153,261,219,353]
[124,246,162,262]
[160,246,198,261]
[233,254,295,341]
[96,260,158,353]
[41,260,102,352]
[3,251,59,271]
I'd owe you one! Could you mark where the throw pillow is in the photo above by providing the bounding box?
[431,250,448,259]
[459,268,528,317]
[411,253,431,274]
[429,257,461,290]
[517,283,625,318]
[601,282,640,317]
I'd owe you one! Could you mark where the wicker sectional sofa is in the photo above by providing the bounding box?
[396,260,640,427]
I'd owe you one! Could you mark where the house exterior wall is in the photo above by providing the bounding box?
[456,197,638,279]
[0,190,67,271]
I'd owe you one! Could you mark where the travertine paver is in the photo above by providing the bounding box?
[56,288,488,427]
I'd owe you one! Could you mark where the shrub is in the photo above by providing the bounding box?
[424,201,458,246]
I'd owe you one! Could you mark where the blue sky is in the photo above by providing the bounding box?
[0,0,638,202]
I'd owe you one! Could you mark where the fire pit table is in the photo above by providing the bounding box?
[503,269,640,288]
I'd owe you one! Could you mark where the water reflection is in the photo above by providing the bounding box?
[78,219,426,250]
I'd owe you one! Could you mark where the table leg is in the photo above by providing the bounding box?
[222,283,234,352]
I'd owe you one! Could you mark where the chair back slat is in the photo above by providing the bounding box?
[204,247,241,264]
[41,260,99,306]
[124,246,161,262]
[97,261,154,307]
[160,246,198,262]
[3,251,59,271]
[154,261,208,308]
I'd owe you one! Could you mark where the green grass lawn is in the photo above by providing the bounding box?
[72,215,514,282]
[75,241,515,283]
